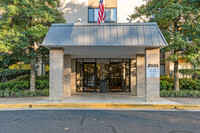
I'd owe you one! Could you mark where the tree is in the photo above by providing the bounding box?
[129,0,200,91]
[0,0,66,91]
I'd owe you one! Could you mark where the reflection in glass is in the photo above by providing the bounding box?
[76,58,130,92]
[83,64,96,91]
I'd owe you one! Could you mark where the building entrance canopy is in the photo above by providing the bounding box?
[42,23,168,102]
[42,23,168,58]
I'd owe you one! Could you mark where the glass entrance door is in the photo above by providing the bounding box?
[83,63,96,92]
[110,63,123,92]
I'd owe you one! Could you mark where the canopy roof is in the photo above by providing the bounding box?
[42,23,168,47]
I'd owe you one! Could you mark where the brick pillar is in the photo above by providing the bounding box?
[49,48,64,101]
[145,48,160,102]
[63,55,71,97]
[136,55,145,97]
[130,59,136,95]
[71,59,76,94]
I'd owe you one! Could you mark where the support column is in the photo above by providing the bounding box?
[49,48,64,101]
[136,55,145,97]
[145,48,160,102]
[130,59,136,95]
[63,55,71,97]
[71,59,76,94]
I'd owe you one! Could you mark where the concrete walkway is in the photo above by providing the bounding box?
[0,93,200,110]
[37,93,178,104]
[0,93,200,105]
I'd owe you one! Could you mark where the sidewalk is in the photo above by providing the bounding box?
[0,93,200,110]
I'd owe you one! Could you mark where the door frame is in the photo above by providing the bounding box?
[83,62,97,92]
[109,59,124,92]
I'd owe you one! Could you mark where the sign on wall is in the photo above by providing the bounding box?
[146,64,160,77]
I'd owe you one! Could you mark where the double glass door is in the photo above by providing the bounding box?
[83,63,96,92]
[110,63,123,92]
[79,59,130,92]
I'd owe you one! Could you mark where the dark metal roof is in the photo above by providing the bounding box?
[42,23,168,47]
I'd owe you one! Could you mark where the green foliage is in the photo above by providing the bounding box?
[8,74,49,82]
[179,78,200,91]
[160,80,174,90]
[8,74,30,82]
[179,69,200,79]
[0,68,4,72]
[160,90,200,97]
[160,75,200,91]
[0,73,49,97]
[0,69,30,82]
[36,74,49,81]
[0,80,49,91]
[0,89,49,97]
[130,0,200,66]
[130,0,200,91]
[0,0,66,66]
[160,75,174,83]
[9,64,30,69]
[36,80,49,90]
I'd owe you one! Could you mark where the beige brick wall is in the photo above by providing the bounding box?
[136,55,145,97]
[59,0,145,23]
[63,55,71,97]
[71,59,76,94]
[131,59,136,95]
[88,0,117,8]
[117,0,145,23]
[145,48,160,102]
[60,0,88,23]
[105,0,117,8]
[49,49,64,101]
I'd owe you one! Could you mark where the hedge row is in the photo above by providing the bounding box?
[0,89,49,97]
[0,69,30,83]
[8,74,49,82]
[179,69,200,75]
[0,80,49,91]
[160,76,200,91]
[160,90,200,97]
[179,69,200,79]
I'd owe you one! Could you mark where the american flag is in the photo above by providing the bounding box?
[98,0,105,25]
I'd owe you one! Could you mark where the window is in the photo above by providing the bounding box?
[88,8,117,23]
[160,64,165,75]
[88,8,98,22]
[105,8,117,22]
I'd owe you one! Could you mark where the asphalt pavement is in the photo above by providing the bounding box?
[0,110,199,133]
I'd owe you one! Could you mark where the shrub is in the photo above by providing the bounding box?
[179,78,200,91]
[160,75,173,83]
[36,74,49,81]
[0,80,49,91]
[0,69,30,82]
[160,75,200,91]
[179,69,200,79]
[8,74,49,82]
[36,80,49,90]
[8,74,30,82]
[0,89,49,97]
[179,69,200,75]
[160,90,200,97]
[160,80,173,90]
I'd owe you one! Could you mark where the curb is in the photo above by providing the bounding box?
[0,103,200,110]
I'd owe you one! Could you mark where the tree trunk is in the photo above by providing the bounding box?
[174,60,179,91]
[30,57,36,91]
